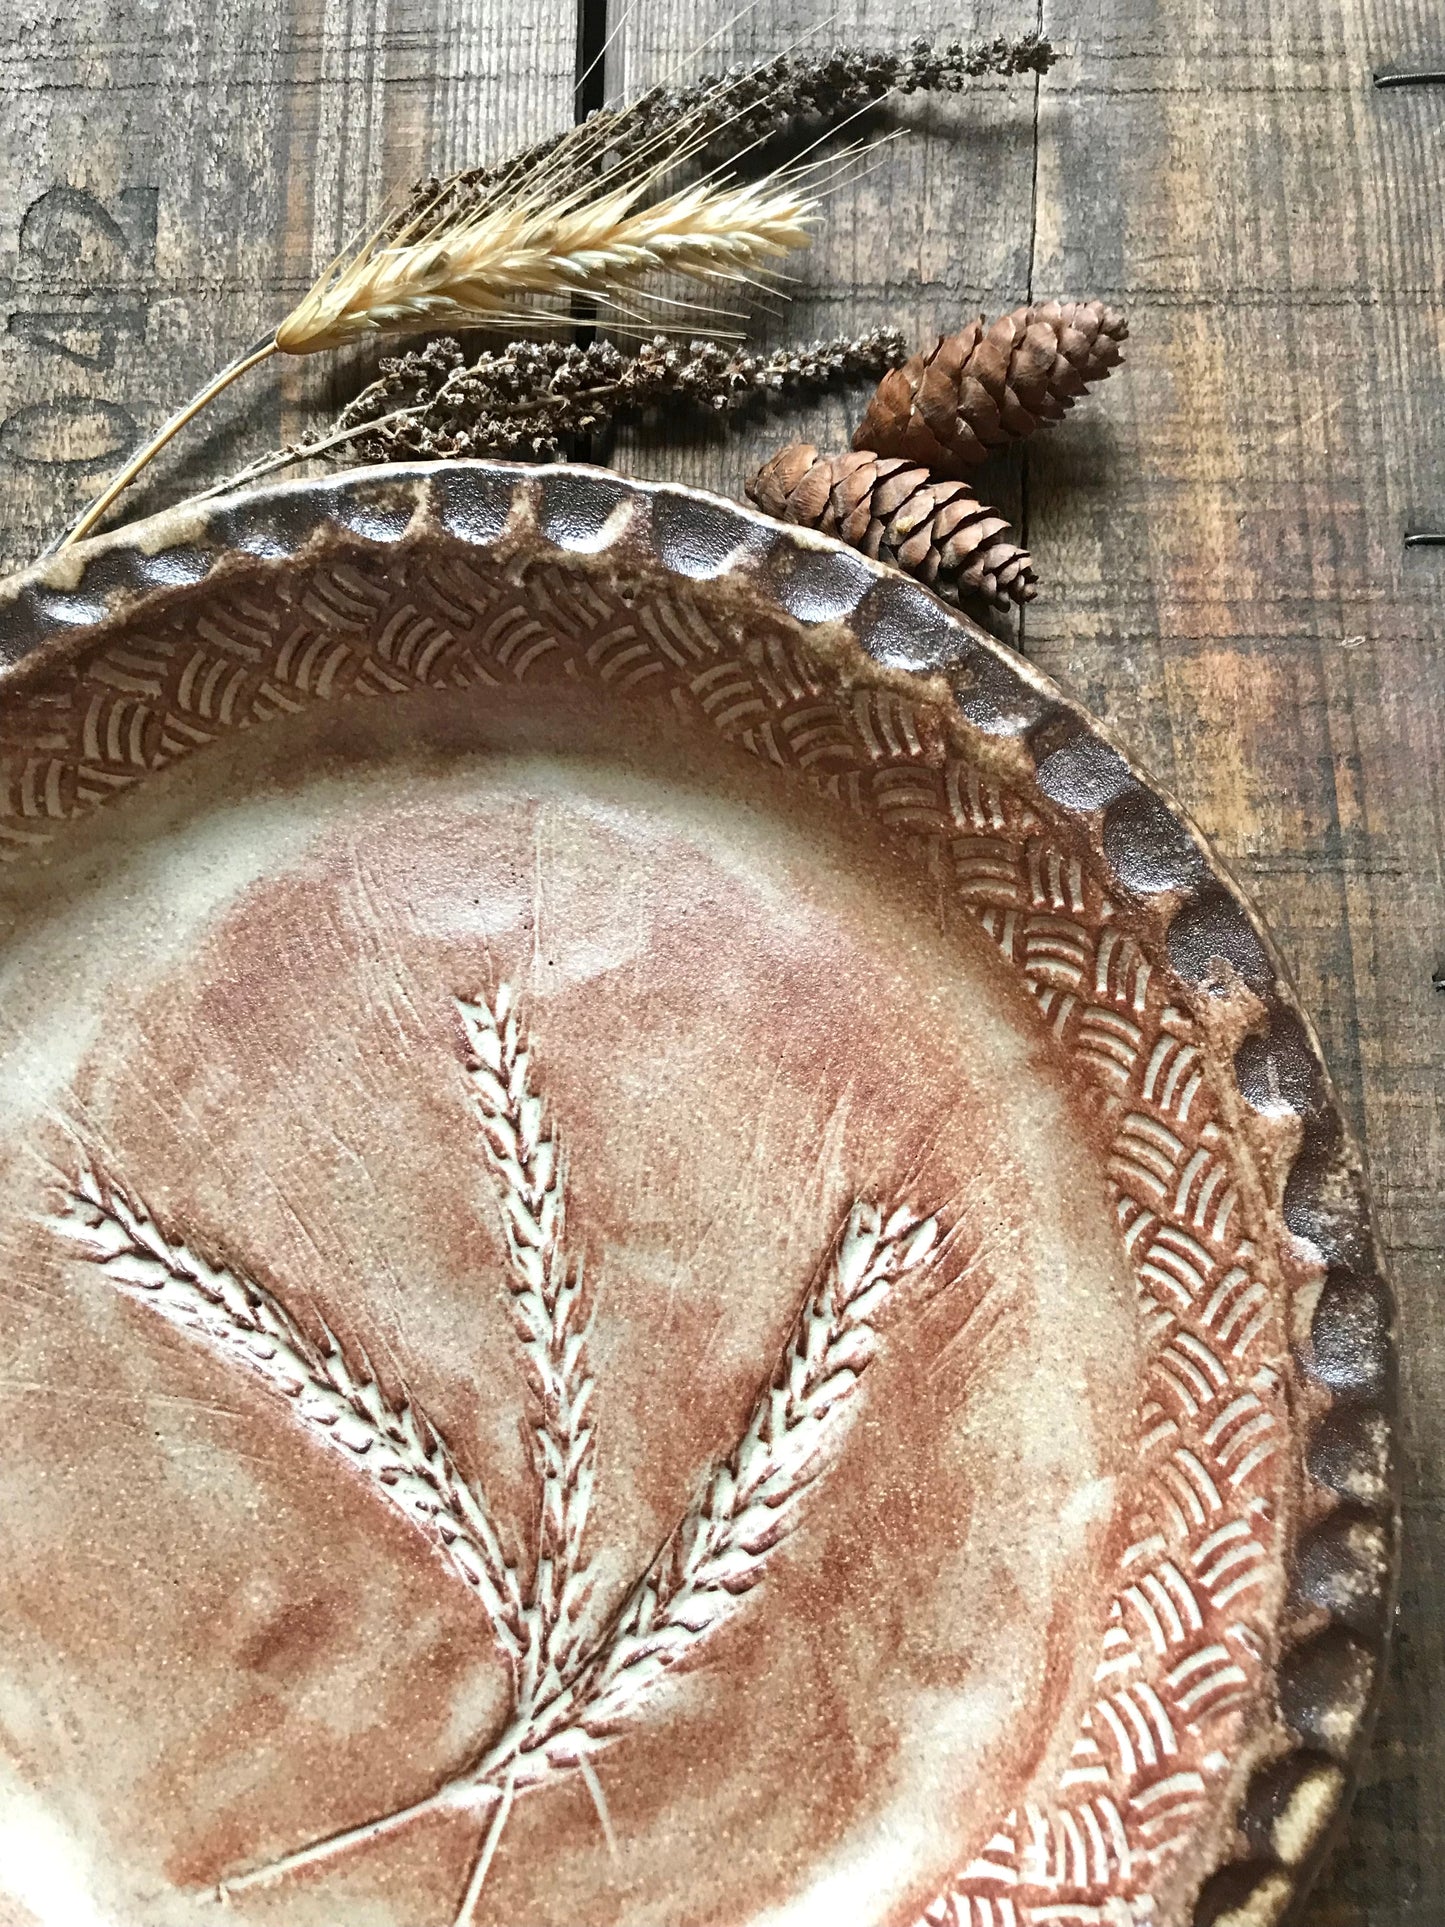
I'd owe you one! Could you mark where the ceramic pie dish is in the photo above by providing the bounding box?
[0,463,1397,1927]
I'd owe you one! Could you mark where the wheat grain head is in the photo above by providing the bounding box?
[458,987,597,1702]
[50,1165,530,1668]
[276,173,815,356]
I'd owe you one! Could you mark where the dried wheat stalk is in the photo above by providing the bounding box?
[457,987,596,1701]
[50,1166,529,1670]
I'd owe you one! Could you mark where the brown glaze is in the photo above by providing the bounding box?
[0,464,1397,1927]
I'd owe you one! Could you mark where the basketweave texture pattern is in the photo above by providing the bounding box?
[0,465,1397,1927]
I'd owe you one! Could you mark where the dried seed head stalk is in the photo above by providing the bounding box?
[323,328,909,465]
[468,1200,940,1792]
[52,1166,529,1668]
[277,174,815,357]
[401,33,1058,233]
[457,989,596,1702]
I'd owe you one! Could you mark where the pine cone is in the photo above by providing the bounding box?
[852,300,1128,477]
[746,444,1037,612]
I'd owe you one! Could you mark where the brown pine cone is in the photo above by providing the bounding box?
[852,300,1128,477]
[745,444,1037,612]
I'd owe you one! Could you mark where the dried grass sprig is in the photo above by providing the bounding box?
[190,328,910,497]
[457,988,596,1700]
[341,327,910,461]
[404,33,1059,233]
[391,326,903,440]
[50,1165,530,1670]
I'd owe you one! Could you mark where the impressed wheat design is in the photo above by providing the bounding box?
[457,987,596,1701]
[49,985,941,1926]
[461,1198,940,1794]
[52,1164,530,1669]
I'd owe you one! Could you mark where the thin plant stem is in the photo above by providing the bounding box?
[56,337,279,549]
[189,402,428,504]
[453,1772,518,1927]
[215,1781,493,1899]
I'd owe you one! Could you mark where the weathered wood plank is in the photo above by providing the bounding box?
[0,0,577,569]
[1025,4,1445,1919]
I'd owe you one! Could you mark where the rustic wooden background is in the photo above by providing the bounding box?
[0,0,1440,1917]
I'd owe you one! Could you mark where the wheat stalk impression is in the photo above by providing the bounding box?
[52,1163,531,1671]
[465,1198,940,1794]
[456,987,596,1702]
[49,986,942,1927]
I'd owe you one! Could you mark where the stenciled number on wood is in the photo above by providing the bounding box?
[51,983,941,1927]
[2,185,157,474]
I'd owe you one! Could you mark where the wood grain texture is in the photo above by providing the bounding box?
[0,0,577,566]
[0,0,1441,1917]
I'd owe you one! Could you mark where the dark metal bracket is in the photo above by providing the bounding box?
[1373,64,1445,88]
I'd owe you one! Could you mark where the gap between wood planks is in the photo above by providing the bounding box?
[573,0,611,453]
[1017,0,1045,659]
[576,0,611,120]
